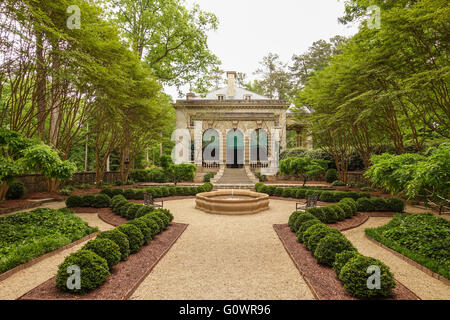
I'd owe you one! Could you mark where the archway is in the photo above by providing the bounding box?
[250,129,268,167]
[226,129,244,168]
[202,129,220,166]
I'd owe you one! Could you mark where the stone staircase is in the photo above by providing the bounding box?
[213,166,258,190]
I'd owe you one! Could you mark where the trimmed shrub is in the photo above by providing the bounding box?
[93,194,111,208]
[119,202,133,217]
[332,180,346,186]
[111,194,126,207]
[81,194,96,207]
[136,206,154,218]
[66,195,83,208]
[296,219,323,243]
[356,197,375,212]
[295,189,307,199]
[127,219,152,243]
[116,224,144,254]
[6,181,26,200]
[339,255,396,298]
[319,191,337,202]
[157,208,174,222]
[305,225,341,252]
[97,229,130,261]
[337,203,353,219]
[126,204,142,220]
[306,207,326,222]
[325,169,338,183]
[100,188,114,198]
[293,212,318,233]
[314,233,356,266]
[56,250,110,293]
[289,211,302,232]
[340,198,357,215]
[329,205,346,221]
[133,189,145,200]
[267,185,276,196]
[154,210,170,229]
[82,238,121,268]
[111,188,124,197]
[123,189,135,200]
[168,187,177,196]
[333,250,360,275]
[306,190,323,198]
[203,172,216,183]
[274,187,283,197]
[371,197,388,211]
[140,215,162,235]
[146,214,165,231]
[385,197,404,212]
[321,206,339,224]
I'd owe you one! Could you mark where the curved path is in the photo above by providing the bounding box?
[131,199,315,300]
[343,217,450,300]
[0,205,114,300]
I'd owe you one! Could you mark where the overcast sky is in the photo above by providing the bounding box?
[166,0,359,99]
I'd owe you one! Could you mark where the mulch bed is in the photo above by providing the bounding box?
[0,200,37,214]
[327,212,370,231]
[18,222,188,300]
[274,224,420,300]
[98,209,128,227]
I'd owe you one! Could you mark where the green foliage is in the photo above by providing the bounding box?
[339,255,396,299]
[357,197,404,212]
[296,219,323,243]
[320,206,339,224]
[66,195,83,208]
[116,224,144,254]
[333,250,360,276]
[140,215,162,235]
[82,238,121,268]
[332,180,346,186]
[165,163,197,185]
[126,204,142,220]
[366,213,450,279]
[96,230,130,261]
[279,157,328,186]
[314,233,356,266]
[325,169,338,183]
[329,205,346,221]
[92,194,111,208]
[127,219,152,243]
[56,250,110,294]
[123,189,136,200]
[5,181,26,200]
[305,225,341,252]
[293,212,318,233]
[305,207,326,221]
[0,208,97,274]
[81,195,96,207]
[203,172,216,183]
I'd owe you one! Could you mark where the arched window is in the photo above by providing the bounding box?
[202,129,220,166]
[250,129,268,167]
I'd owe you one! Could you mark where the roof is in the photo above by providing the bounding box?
[190,86,272,100]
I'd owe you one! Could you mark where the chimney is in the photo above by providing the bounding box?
[186,92,196,100]
[227,71,236,98]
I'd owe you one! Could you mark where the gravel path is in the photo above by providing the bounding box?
[130,199,315,300]
[0,212,113,300]
[343,217,450,300]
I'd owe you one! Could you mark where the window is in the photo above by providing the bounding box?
[190,117,195,127]
[275,116,280,127]
[244,94,252,101]
[217,94,225,101]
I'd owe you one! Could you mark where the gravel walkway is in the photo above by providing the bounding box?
[343,217,450,300]
[0,211,114,300]
[130,199,315,300]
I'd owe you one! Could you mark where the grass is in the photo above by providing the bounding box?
[365,213,450,280]
[0,208,97,274]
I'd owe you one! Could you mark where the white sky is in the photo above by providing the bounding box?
[165,0,359,100]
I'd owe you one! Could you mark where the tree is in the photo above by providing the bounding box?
[279,157,328,186]
[165,163,197,185]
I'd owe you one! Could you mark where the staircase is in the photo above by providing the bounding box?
[213,166,258,190]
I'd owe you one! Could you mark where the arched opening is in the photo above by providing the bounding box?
[226,129,244,168]
[202,129,220,167]
[250,129,268,167]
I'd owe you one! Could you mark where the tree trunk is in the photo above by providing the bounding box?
[34,30,46,141]
[0,181,9,202]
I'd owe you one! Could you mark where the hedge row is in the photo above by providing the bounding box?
[55,205,174,294]
[100,183,213,200]
[255,183,371,202]
[66,194,111,208]
[356,197,404,212]
[287,210,396,298]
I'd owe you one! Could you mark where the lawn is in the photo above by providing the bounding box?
[365,213,450,280]
[0,208,97,274]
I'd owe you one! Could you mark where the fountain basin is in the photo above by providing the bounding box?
[195,190,269,215]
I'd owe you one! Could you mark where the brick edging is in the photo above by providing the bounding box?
[0,232,98,283]
[365,234,450,286]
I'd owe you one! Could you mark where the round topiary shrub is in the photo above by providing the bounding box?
[303,224,331,247]
[116,224,144,254]
[329,205,346,221]
[66,195,83,208]
[321,206,339,224]
[288,211,302,232]
[56,250,110,293]
[154,210,170,229]
[371,197,388,211]
[333,250,360,275]
[295,189,307,199]
[119,202,133,218]
[282,188,293,198]
[136,205,154,218]
[296,219,323,243]
[293,212,318,233]
[112,199,129,215]
[133,189,145,200]
[100,188,114,198]
[314,233,356,266]
[306,207,326,222]
[356,198,375,212]
[82,238,121,268]
[111,194,126,207]
[305,225,341,252]
[325,169,338,183]
[6,181,26,200]
[96,229,130,261]
[385,197,404,212]
[127,219,152,243]
[139,215,161,235]
[126,204,142,220]
[274,187,283,197]
[340,198,357,215]
[81,194,96,207]
[93,194,111,208]
[339,255,396,298]
[111,188,124,196]
[123,189,136,200]
[145,214,165,232]
[319,191,337,203]
[337,203,353,219]
[157,208,174,222]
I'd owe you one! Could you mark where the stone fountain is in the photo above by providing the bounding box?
[195,189,269,215]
